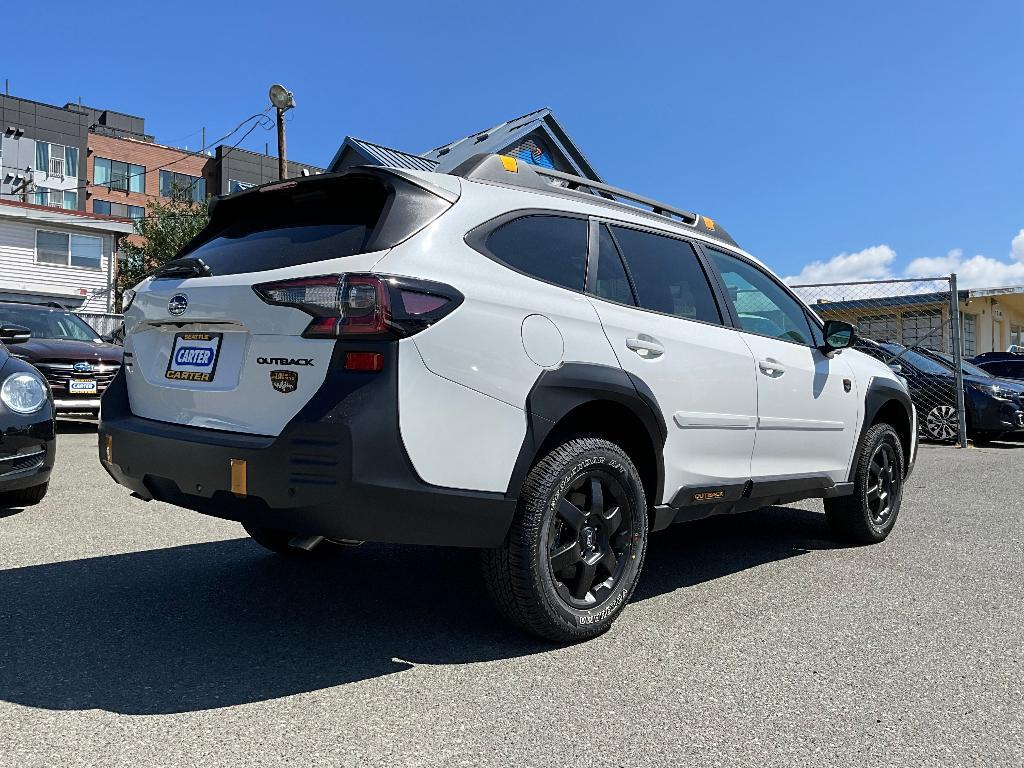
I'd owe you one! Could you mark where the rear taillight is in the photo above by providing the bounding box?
[253,273,462,339]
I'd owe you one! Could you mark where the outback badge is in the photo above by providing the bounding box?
[270,369,298,394]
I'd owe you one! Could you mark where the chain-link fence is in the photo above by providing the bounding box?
[791,275,969,447]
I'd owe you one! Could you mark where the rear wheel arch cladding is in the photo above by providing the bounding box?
[521,314,564,368]
[505,362,667,508]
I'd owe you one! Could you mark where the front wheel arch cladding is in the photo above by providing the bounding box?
[851,377,915,482]
[505,362,667,505]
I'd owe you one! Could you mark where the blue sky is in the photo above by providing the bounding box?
[12,1,1023,286]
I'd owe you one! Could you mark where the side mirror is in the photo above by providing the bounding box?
[0,324,31,345]
[821,320,856,355]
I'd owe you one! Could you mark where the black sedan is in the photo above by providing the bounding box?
[859,340,1024,443]
[971,351,1024,382]
[0,324,56,507]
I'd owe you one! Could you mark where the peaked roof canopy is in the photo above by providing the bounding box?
[328,107,601,182]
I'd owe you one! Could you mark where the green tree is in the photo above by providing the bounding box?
[116,193,209,310]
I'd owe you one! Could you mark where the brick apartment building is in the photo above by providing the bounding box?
[0,92,322,306]
[87,132,209,219]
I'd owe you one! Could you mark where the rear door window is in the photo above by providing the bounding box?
[481,215,589,291]
[608,225,722,323]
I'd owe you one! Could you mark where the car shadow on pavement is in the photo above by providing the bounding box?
[634,504,837,601]
[0,505,837,715]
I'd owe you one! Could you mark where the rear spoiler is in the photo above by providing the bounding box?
[171,166,460,270]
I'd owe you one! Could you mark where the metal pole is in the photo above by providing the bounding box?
[949,273,968,448]
[276,108,287,180]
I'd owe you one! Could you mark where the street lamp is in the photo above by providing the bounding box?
[269,84,296,180]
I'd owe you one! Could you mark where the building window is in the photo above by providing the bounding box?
[94,199,143,219]
[159,170,206,202]
[94,157,145,193]
[962,313,977,357]
[35,142,78,178]
[901,310,944,351]
[857,313,899,342]
[229,179,255,194]
[35,230,103,269]
[34,188,78,210]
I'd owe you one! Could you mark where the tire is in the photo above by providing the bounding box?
[825,423,905,544]
[0,482,48,508]
[241,522,308,555]
[482,437,649,643]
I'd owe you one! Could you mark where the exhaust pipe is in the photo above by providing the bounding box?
[288,534,324,551]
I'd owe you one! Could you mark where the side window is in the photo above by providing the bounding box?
[483,215,588,291]
[707,248,814,345]
[592,225,636,305]
[608,226,721,323]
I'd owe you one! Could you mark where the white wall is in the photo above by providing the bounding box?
[0,216,113,301]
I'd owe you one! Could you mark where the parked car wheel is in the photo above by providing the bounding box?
[825,423,905,544]
[482,437,648,643]
[0,481,48,509]
[923,404,959,442]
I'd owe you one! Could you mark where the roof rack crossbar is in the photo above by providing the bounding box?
[527,165,698,225]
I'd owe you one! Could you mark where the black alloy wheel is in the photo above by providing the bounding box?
[546,471,635,609]
[866,441,899,526]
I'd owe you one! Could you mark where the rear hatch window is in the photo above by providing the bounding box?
[172,171,455,277]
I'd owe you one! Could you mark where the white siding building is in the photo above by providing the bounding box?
[0,201,133,311]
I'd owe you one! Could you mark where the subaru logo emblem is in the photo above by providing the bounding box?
[168,293,188,316]
[73,362,94,374]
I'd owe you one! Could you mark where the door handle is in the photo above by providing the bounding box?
[625,335,665,359]
[758,358,786,377]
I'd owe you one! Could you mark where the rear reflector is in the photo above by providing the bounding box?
[230,458,247,496]
[344,352,384,372]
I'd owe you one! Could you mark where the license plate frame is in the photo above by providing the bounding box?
[165,332,224,383]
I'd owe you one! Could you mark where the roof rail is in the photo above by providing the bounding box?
[450,153,736,246]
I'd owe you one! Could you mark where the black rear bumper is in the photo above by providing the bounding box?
[98,342,516,547]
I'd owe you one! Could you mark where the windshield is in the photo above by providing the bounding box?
[931,351,990,378]
[880,344,952,375]
[0,306,100,341]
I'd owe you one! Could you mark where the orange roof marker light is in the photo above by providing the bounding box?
[703,216,716,232]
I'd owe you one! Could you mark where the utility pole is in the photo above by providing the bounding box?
[268,84,296,180]
[276,108,287,180]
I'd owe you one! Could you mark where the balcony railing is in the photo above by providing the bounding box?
[48,156,65,177]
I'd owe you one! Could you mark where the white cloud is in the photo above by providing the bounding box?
[1011,229,1024,262]
[787,230,1024,290]
[905,249,1024,289]
[783,245,896,285]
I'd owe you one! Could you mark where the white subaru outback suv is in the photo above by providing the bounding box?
[99,153,917,642]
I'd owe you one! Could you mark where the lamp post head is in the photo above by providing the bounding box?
[269,84,296,111]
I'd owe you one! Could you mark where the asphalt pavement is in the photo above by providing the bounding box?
[1,422,1021,767]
